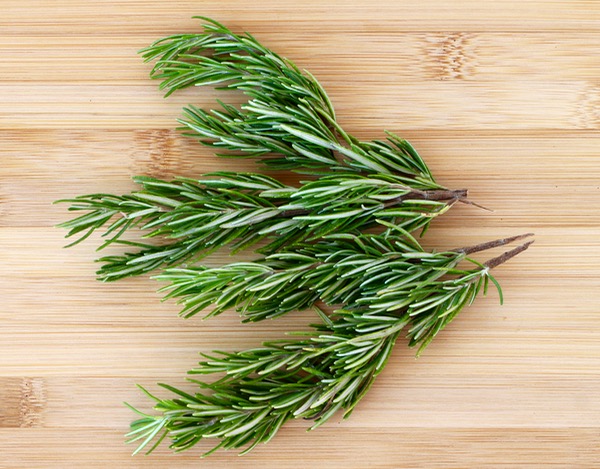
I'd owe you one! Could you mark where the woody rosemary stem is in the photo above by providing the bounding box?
[457,233,534,255]
[382,188,468,208]
[277,188,468,219]
[484,240,534,270]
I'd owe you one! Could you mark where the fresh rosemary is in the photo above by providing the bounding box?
[56,16,533,457]
[140,17,435,176]
[156,229,533,323]
[56,17,475,281]
[57,173,465,281]
[126,235,532,456]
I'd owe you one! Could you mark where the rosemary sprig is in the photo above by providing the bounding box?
[157,229,532,322]
[141,17,435,178]
[57,172,466,281]
[126,237,532,456]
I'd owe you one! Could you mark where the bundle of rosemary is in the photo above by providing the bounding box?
[57,17,532,457]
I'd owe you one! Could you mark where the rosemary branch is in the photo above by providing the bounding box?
[57,173,465,281]
[157,229,532,322]
[141,17,435,178]
[127,236,533,456]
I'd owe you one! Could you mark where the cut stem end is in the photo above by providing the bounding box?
[484,240,534,270]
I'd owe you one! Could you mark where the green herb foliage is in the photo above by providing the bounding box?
[56,17,473,281]
[57,172,465,281]
[141,17,436,178]
[54,16,533,458]
[157,230,531,322]
[126,236,532,456]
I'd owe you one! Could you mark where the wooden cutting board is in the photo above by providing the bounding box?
[2,1,599,467]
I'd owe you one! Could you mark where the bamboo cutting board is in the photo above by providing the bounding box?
[2,1,600,467]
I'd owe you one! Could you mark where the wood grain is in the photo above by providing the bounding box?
[2,2,600,468]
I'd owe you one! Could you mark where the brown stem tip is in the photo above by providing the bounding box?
[484,240,534,270]
[458,233,534,255]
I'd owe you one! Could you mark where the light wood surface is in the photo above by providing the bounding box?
[2,2,600,467]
